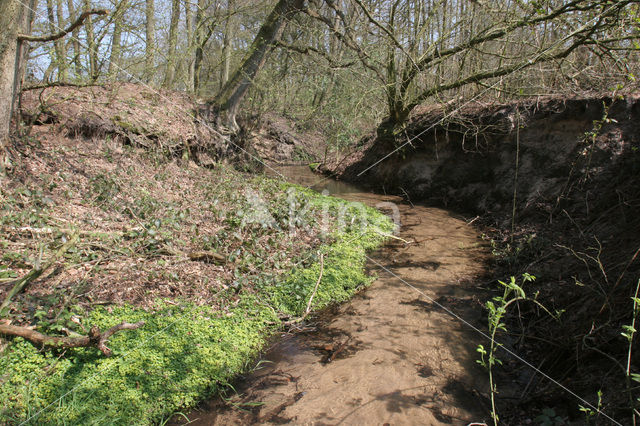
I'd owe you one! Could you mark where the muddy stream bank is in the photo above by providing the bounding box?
[177,166,492,425]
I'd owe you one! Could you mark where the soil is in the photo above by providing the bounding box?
[242,113,325,164]
[174,166,493,425]
[325,94,640,423]
[0,107,325,321]
[19,83,320,168]
[9,84,638,423]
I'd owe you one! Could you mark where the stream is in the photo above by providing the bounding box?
[178,165,491,425]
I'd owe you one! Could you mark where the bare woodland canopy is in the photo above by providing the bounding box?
[1,0,639,141]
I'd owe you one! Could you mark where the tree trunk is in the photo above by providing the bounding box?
[144,0,155,83]
[162,0,181,88]
[55,0,68,81]
[43,0,57,82]
[85,0,98,80]
[108,0,129,81]
[220,0,235,89]
[0,0,25,175]
[214,0,304,132]
[376,107,410,144]
[66,0,82,78]
[185,0,194,90]
[193,0,207,94]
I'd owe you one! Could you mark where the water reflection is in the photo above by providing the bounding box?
[265,165,363,195]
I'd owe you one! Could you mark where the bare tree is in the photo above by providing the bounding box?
[162,0,182,88]
[300,0,640,140]
[185,0,195,89]
[0,0,26,175]
[145,0,156,82]
[220,0,236,88]
[108,0,130,81]
[55,0,68,81]
[85,0,99,80]
[213,0,305,132]
[193,0,212,94]
[66,0,82,78]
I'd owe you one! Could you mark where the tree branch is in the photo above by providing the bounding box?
[400,0,630,99]
[17,9,108,42]
[274,40,356,68]
[351,0,419,71]
[408,26,595,110]
[0,321,144,356]
[22,81,105,91]
[304,5,385,82]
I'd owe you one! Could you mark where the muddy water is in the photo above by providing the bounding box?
[181,166,492,425]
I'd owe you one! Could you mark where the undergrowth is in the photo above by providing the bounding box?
[0,131,393,424]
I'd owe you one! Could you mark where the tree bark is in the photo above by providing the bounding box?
[214,0,305,132]
[0,0,26,175]
[0,321,145,356]
[162,0,181,88]
[144,0,155,83]
[220,0,235,89]
[85,0,98,80]
[108,0,129,81]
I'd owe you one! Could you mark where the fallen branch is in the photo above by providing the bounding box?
[1,225,122,238]
[323,337,351,363]
[373,230,414,245]
[0,321,144,356]
[17,9,108,42]
[22,82,105,91]
[0,234,79,317]
[188,251,226,265]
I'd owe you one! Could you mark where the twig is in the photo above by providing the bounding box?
[467,215,480,225]
[373,230,415,245]
[399,187,414,208]
[0,233,79,317]
[325,337,351,363]
[304,253,324,317]
[124,206,148,230]
[17,9,108,42]
[284,252,324,326]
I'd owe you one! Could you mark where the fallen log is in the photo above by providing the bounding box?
[0,321,144,356]
[188,251,226,264]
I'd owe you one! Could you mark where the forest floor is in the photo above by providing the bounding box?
[0,84,392,424]
[5,83,638,425]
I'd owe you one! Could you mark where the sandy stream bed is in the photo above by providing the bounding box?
[175,166,491,425]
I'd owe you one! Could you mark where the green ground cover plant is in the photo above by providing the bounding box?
[0,129,393,424]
